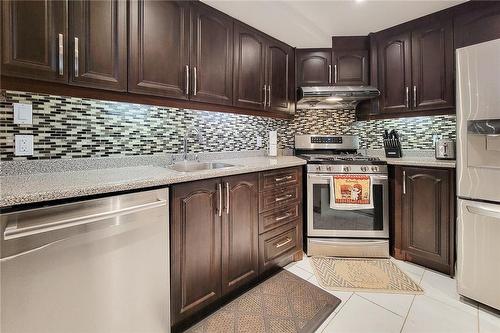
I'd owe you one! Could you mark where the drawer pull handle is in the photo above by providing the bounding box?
[275,175,292,182]
[275,194,292,202]
[275,237,292,248]
[275,213,292,221]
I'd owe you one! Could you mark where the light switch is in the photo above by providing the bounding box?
[15,135,34,156]
[13,103,33,125]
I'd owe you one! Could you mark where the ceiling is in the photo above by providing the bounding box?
[202,0,466,48]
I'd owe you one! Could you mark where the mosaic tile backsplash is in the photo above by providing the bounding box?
[0,91,456,161]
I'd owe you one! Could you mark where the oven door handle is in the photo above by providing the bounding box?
[308,174,388,182]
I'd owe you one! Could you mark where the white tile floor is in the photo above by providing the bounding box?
[284,256,500,333]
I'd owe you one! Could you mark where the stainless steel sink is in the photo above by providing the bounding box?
[168,161,237,172]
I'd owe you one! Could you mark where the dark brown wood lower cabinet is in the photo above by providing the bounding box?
[221,173,259,295]
[170,167,303,327]
[170,178,222,325]
[392,166,455,276]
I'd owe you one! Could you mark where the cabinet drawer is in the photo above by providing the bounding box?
[259,222,300,273]
[259,203,300,234]
[259,185,300,213]
[259,167,300,191]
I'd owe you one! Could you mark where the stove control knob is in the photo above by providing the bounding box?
[361,166,368,172]
[316,165,322,172]
[343,166,351,172]
[326,166,332,171]
[371,166,379,172]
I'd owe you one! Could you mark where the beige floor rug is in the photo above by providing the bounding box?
[184,270,341,333]
[310,257,424,294]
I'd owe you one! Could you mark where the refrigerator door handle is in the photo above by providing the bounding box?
[466,204,500,220]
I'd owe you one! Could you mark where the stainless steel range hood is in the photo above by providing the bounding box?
[297,86,380,110]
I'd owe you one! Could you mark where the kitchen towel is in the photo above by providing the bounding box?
[329,175,374,210]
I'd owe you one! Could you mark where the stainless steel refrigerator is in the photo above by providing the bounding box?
[456,38,500,310]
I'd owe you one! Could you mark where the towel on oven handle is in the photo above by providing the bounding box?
[329,175,374,210]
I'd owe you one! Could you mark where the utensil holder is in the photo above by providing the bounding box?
[384,138,403,158]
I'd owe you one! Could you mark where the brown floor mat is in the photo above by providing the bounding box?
[184,270,341,333]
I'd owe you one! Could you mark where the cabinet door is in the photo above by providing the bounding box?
[190,2,233,105]
[266,40,293,113]
[332,50,369,86]
[377,32,412,114]
[411,19,454,111]
[233,23,266,110]
[401,167,454,275]
[171,178,222,325]
[1,0,67,82]
[129,0,190,99]
[221,173,259,295]
[69,0,127,91]
[296,49,332,86]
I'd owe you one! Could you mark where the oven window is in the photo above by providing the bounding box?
[312,183,384,231]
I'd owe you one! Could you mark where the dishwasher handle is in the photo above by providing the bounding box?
[4,199,167,241]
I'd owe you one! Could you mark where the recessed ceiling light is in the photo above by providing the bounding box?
[355,0,365,3]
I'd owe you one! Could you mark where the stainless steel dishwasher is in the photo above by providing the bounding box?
[0,188,170,333]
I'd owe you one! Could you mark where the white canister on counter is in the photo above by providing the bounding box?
[268,131,277,157]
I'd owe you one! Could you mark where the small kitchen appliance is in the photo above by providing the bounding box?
[435,138,455,160]
[295,135,389,258]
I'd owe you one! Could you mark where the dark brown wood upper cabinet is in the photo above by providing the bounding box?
[454,1,500,49]
[69,0,127,91]
[397,166,455,276]
[129,0,190,99]
[411,18,454,111]
[170,178,222,325]
[233,23,267,110]
[331,36,369,86]
[190,2,233,105]
[1,0,68,82]
[221,173,259,295]
[296,49,332,86]
[375,15,454,116]
[377,31,412,114]
[333,50,369,85]
[266,40,293,113]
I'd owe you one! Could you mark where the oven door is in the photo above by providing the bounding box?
[307,173,389,238]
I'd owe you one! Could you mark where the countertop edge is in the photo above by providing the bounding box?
[0,158,306,209]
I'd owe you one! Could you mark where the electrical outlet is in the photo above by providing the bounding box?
[13,103,33,125]
[15,135,34,156]
[256,135,263,148]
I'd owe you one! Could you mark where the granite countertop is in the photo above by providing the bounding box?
[363,149,456,168]
[381,156,456,168]
[0,156,306,208]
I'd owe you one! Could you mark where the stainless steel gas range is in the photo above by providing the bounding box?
[295,135,389,258]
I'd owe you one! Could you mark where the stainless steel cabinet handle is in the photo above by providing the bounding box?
[275,175,292,182]
[268,85,271,107]
[413,85,417,108]
[74,37,79,77]
[218,183,222,217]
[275,237,292,248]
[466,205,500,219]
[193,66,197,96]
[185,65,189,96]
[275,194,292,202]
[225,182,229,214]
[58,33,64,76]
[3,199,167,240]
[275,212,292,221]
[403,170,406,194]
[328,64,332,84]
[263,84,267,106]
[405,87,409,108]
[334,64,338,83]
